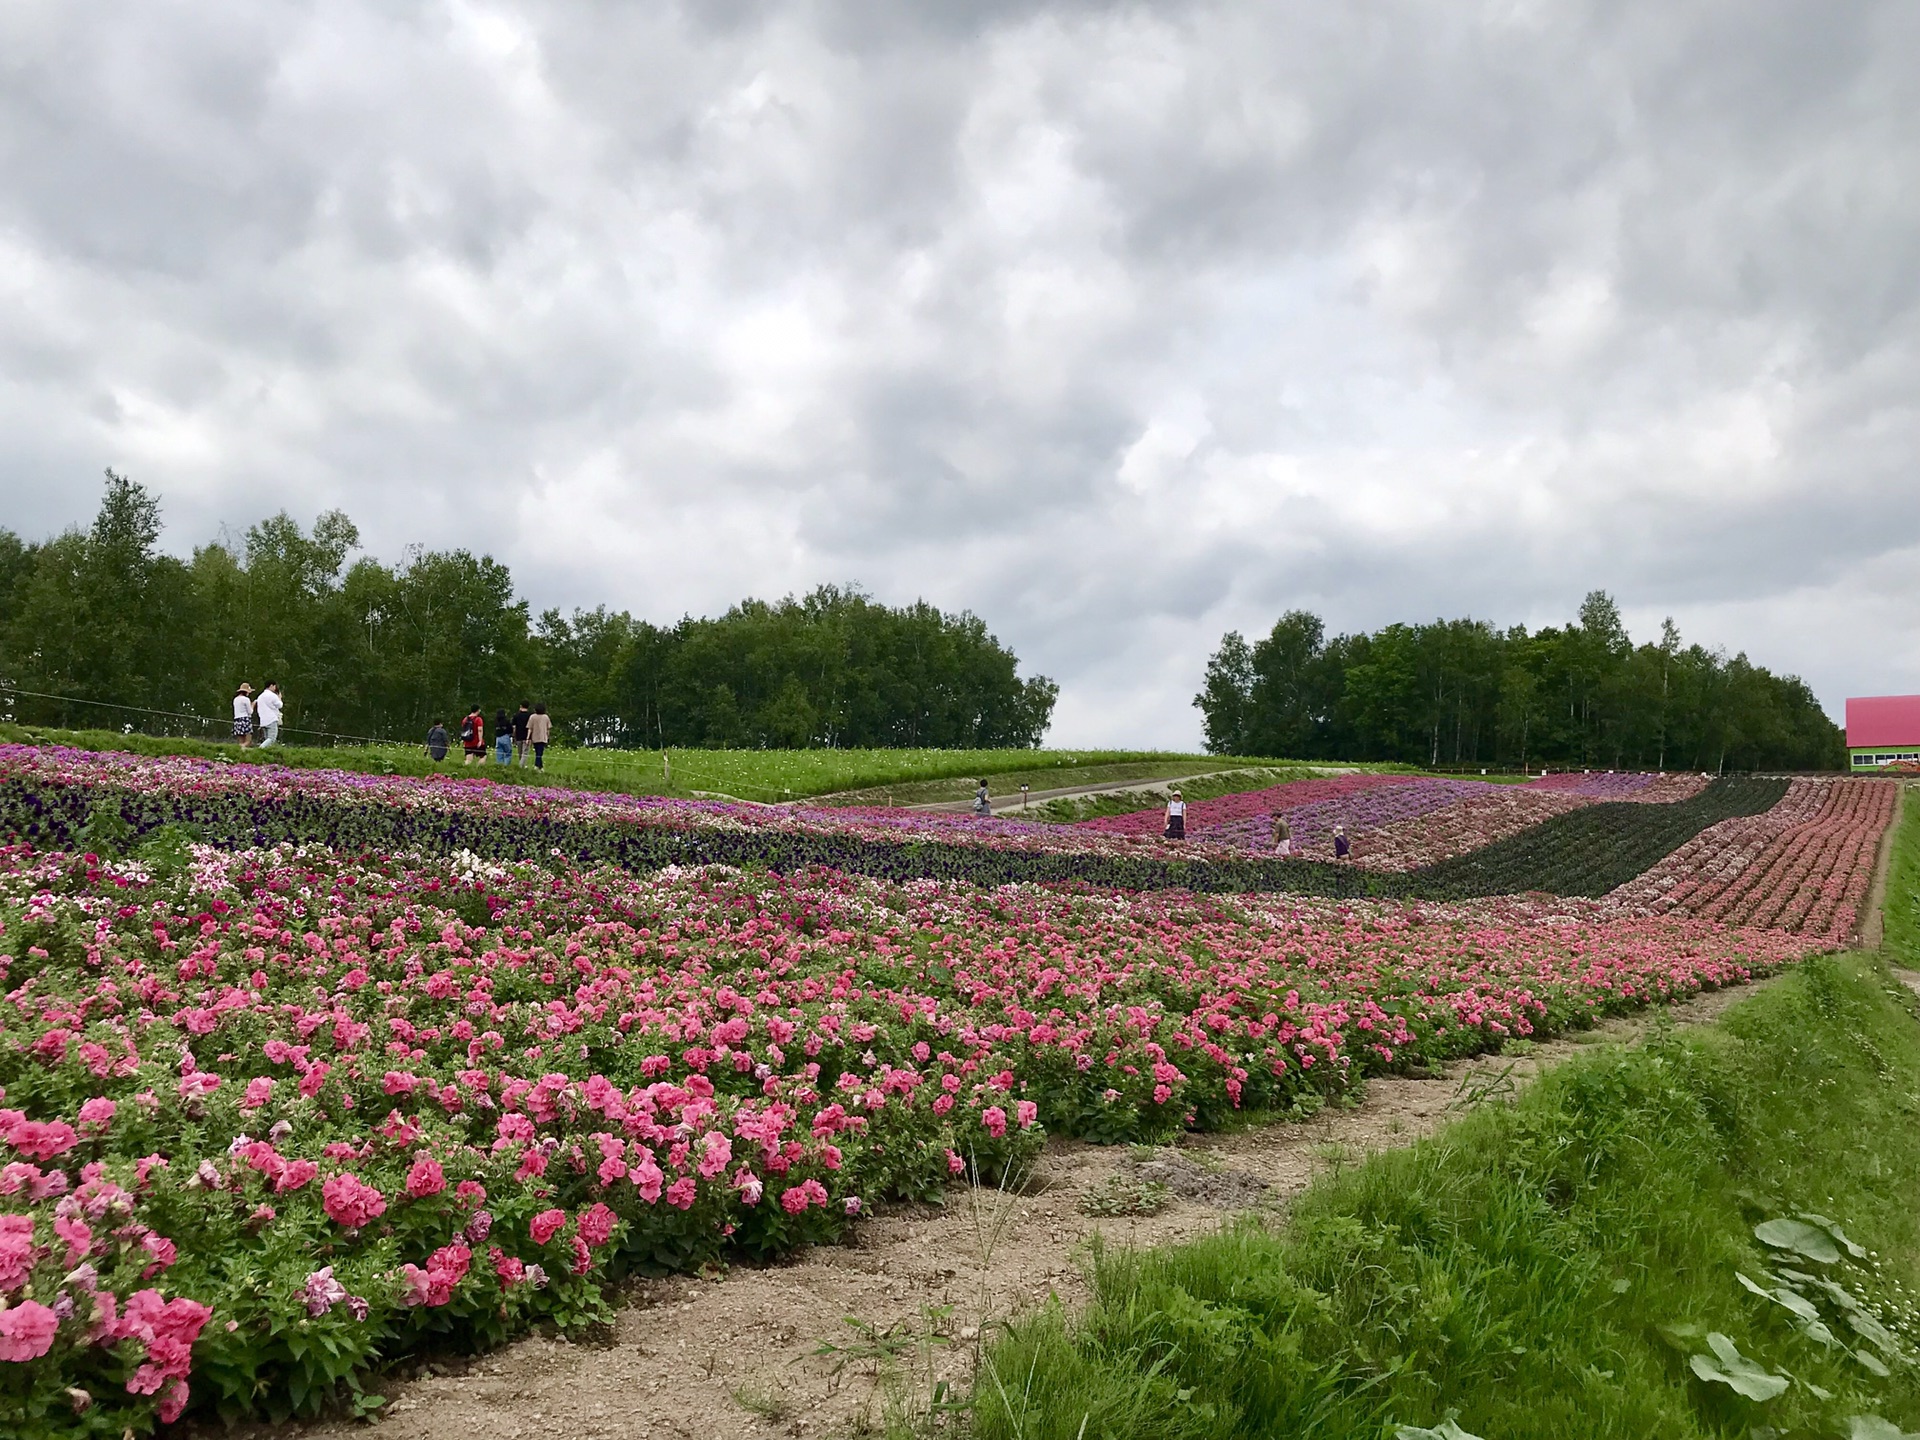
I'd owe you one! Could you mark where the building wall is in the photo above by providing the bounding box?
[1851,747,1920,768]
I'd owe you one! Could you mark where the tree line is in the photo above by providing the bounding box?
[1196,594,1844,772]
[0,473,1059,750]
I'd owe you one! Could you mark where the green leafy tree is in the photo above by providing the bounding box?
[1194,631,1255,754]
[1196,594,1843,771]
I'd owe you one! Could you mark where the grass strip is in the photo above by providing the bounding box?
[1885,783,1920,968]
[977,950,1920,1439]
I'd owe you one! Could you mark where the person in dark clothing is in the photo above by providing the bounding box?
[493,709,513,764]
[460,705,486,764]
[426,721,450,762]
[1333,824,1350,860]
[1164,787,1186,840]
[512,702,533,766]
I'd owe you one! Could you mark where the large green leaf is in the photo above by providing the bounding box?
[1737,1271,1837,1346]
[1849,1417,1920,1440]
[1395,1421,1487,1440]
[1688,1333,1790,1401]
[1800,1213,1871,1260]
[1754,1218,1842,1264]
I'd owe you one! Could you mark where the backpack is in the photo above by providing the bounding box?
[460,715,478,745]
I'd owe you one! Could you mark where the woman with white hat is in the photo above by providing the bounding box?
[1164,786,1186,841]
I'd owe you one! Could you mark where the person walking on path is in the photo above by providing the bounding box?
[1271,815,1292,857]
[493,709,514,764]
[972,779,992,817]
[255,682,284,747]
[1164,786,1186,841]
[1333,823,1350,860]
[231,684,255,748]
[425,720,450,762]
[460,705,486,765]
[512,702,532,766]
[526,703,551,770]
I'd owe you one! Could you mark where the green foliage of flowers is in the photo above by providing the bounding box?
[977,951,1920,1439]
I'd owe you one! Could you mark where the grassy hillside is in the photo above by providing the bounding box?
[979,950,1920,1439]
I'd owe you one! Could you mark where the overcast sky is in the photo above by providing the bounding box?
[2,1,1916,747]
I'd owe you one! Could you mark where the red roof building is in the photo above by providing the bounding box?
[1846,695,1920,768]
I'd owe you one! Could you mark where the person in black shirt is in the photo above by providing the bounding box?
[425,721,450,762]
[512,702,533,767]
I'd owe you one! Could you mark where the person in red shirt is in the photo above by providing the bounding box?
[459,705,487,765]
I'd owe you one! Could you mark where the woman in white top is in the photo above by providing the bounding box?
[1164,787,1186,841]
[231,684,255,748]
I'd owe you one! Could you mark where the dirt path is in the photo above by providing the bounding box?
[910,765,1300,815]
[275,981,1771,1440]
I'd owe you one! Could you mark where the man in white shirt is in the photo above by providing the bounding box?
[256,683,285,747]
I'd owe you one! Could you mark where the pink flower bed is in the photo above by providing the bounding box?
[1202,778,1498,856]
[1607,779,1897,941]
[1528,772,1710,803]
[1348,790,1594,872]
[0,833,1824,1428]
[1337,771,1712,871]
[1076,770,1710,862]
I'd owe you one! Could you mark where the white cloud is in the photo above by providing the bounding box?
[1,0,1916,744]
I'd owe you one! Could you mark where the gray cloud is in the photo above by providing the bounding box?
[2,0,1916,746]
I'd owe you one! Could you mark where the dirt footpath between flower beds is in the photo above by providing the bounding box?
[269,985,1772,1440]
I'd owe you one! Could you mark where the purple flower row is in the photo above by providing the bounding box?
[1196,778,1509,853]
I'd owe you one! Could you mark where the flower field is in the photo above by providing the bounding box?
[1074,772,1421,840]
[1605,778,1897,941]
[0,746,1375,901]
[0,742,1905,1431]
[1075,768,1709,868]
[1398,777,1790,899]
[0,816,1832,1433]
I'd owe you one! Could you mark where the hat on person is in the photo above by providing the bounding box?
[238,683,253,693]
